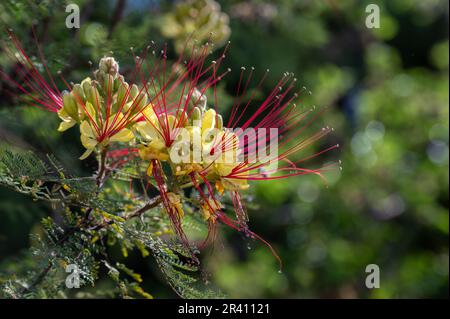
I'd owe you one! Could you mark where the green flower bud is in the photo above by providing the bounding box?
[191,106,202,126]
[136,92,148,109]
[62,92,78,121]
[71,84,85,104]
[114,75,124,92]
[130,84,139,99]
[102,74,115,94]
[117,82,129,107]
[81,78,93,100]
[83,81,102,111]
[127,91,148,115]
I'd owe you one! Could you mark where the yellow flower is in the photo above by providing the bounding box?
[79,110,134,160]
[57,88,83,132]
[57,107,77,132]
[201,197,222,221]
[210,130,249,191]
[135,107,177,171]
[138,140,170,172]
[167,192,184,218]
[174,163,204,176]
[201,108,217,136]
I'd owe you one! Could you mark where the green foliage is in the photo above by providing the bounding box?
[127,228,224,299]
[0,144,222,298]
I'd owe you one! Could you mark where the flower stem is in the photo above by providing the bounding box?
[96,146,109,189]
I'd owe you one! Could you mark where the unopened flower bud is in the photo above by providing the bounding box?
[191,88,207,111]
[102,74,115,93]
[130,84,139,99]
[98,56,119,77]
[117,82,129,106]
[137,92,148,108]
[62,92,78,120]
[191,106,202,126]
[71,84,85,103]
[114,74,124,92]
[81,77,92,99]
[82,80,101,111]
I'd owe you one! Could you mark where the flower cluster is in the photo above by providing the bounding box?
[57,57,138,159]
[1,32,339,264]
[160,0,231,54]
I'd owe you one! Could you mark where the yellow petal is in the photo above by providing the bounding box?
[167,115,177,130]
[141,104,156,119]
[105,112,126,135]
[136,122,159,141]
[57,107,69,120]
[62,93,78,120]
[79,148,94,160]
[146,162,153,176]
[215,163,235,176]
[110,128,134,143]
[122,101,133,112]
[80,133,98,150]
[80,120,96,139]
[108,112,124,125]
[167,192,184,218]
[83,102,96,121]
[215,181,225,195]
[57,118,76,132]
[202,109,216,134]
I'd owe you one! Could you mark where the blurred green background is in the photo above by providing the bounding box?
[0,0,448,298]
